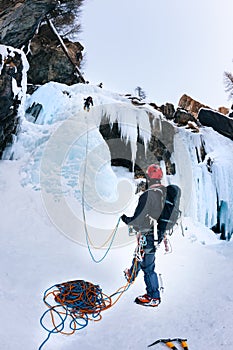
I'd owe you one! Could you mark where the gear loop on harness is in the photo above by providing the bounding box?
[139,233,147,246]
[133,233,147,261]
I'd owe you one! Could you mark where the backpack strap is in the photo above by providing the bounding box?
[146,185,165,200]
[145,185,165,243]
[146,185,166,216]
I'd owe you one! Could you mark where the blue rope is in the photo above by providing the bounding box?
[38,280,111,350]
[85,217,121,263]
[38,285,68,350]
[39,256,137,349]
[81,113,121,263]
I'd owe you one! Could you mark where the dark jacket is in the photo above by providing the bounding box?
[122,185,165,232]
[84,96,93,106]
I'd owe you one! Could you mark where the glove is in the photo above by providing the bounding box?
[121,214,128,224]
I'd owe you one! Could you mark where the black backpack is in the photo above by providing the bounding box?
[157,184,181,234]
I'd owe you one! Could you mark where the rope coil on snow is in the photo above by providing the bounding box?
[39,280,111,349]
[39,260,138,349]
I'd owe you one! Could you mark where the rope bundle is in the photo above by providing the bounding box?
[39,280,111,349]
[39,275,135,349]
[53,280,111,316]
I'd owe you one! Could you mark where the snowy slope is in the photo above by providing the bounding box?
[1,160,233,350]
[1,81,233,350]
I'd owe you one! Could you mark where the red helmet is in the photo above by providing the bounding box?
[146,164,163,180]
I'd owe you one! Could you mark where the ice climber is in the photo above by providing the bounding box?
[83,96,93,111]
[121,164,165,307]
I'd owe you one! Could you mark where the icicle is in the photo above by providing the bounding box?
[173,126,233,239]
[99,103,152,165]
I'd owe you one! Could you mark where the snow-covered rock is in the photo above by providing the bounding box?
[0,45,29,158]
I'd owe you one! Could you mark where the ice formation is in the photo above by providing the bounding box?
[2,79,232,239]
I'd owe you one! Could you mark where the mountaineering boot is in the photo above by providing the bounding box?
[134,294,161,307]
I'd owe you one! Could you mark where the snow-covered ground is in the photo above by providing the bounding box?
[1,81,233,350]
[1,159,233,350]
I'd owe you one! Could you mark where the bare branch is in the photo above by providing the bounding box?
[224,71,233,99]
[48,0,85,40]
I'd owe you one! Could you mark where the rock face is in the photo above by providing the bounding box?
[218,106,229,115]
[198,108,233,141]
[0,0,85,155]
[0,46,28,158]
[0,1,85,86]
[150,94,230,127]
[99,115,176,177]
[0,0,56,49]
[178,94,210,117]
[27,23,84,85]
[158,103,175,119]
[148,119,176,175]
[173,108,197,126]
[149,102,175,120]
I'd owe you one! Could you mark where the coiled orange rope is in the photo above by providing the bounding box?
[39,260,138,349]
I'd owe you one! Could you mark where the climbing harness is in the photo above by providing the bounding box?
[148,338,189,349]
[133,234,147,261]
